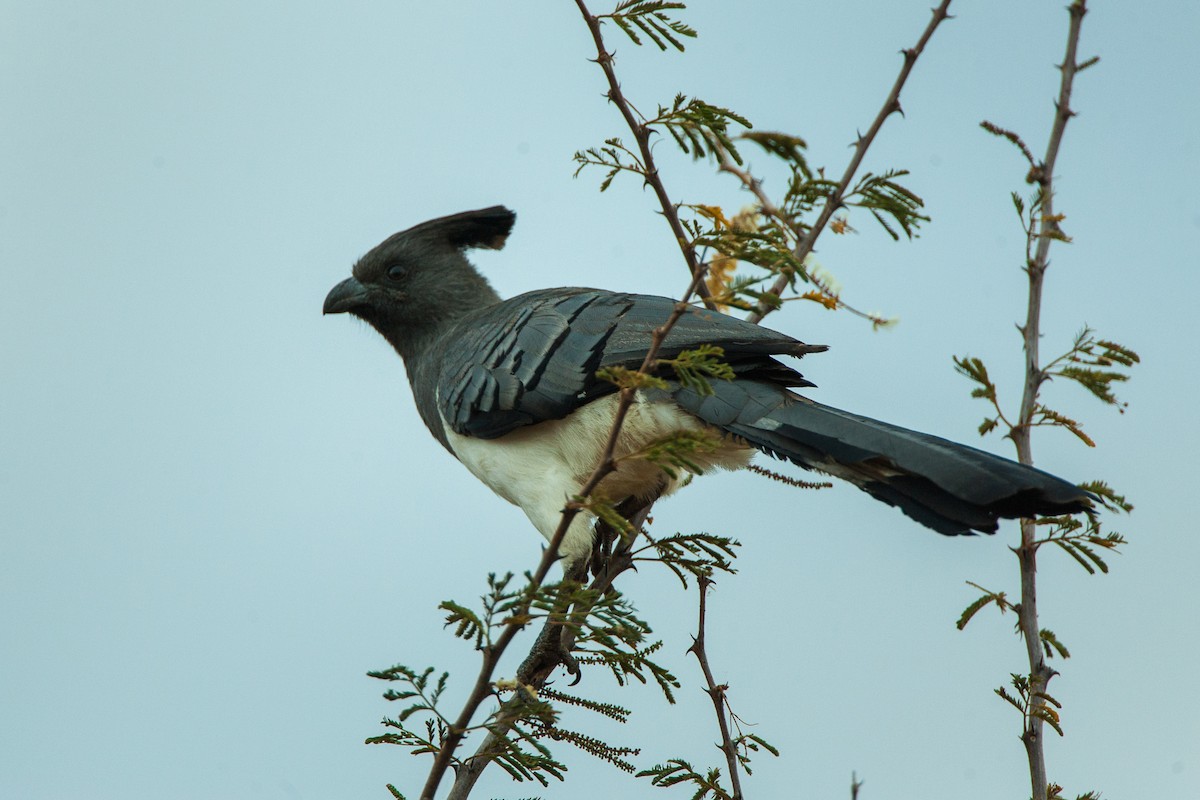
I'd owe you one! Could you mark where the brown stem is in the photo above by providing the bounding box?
[746,0,954,325]
[688,575,743,799]
[1010,4,1088,799]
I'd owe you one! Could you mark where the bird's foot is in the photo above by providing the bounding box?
[518,617,581,685]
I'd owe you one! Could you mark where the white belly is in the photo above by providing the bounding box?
[442,393,753,566]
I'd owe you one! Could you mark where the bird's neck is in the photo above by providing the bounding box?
[379,277,501,364]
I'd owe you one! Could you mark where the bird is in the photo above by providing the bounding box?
[323,205,1092,579]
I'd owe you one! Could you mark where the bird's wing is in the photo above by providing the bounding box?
[436,288,825,439]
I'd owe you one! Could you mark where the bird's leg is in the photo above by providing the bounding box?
[591,495,655,582]
[518,555,589,683]
[519,498,655,684]
[590,515,615,581]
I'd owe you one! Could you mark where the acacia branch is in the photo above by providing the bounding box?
[574,0,717,309]
[1010,4,1089,799]
[746,0,954,324]
[688,575,744,799]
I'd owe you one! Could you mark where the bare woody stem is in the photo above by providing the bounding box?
[1011,3,1089,799]
[574,0,716,309]
[746,0,954,325]
[688,575,744,799]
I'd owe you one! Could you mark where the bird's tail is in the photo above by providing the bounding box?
[674,382,1093,534]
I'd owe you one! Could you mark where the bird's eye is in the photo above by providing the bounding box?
[386,264,406,281]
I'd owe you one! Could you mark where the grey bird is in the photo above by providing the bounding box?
[324,206,1092,577]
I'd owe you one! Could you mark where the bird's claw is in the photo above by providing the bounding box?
[519,619,581,684]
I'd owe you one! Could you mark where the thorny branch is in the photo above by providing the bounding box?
[746,0,955,324]
[688,575,744,799]
[1009,3,1091,799]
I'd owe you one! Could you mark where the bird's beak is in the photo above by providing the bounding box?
[323,276,369,315]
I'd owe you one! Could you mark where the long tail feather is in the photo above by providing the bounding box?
[674,382,1092,535]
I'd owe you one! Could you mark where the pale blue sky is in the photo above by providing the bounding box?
[2,2,1197,799]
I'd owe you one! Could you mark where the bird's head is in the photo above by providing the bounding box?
[323,206,515,356]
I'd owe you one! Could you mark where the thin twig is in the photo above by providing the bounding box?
[688,575,744,799]
[1010,4,1089,799]
[574,0,717,309]
[715,151,894,327]
[716,154,785,222]
[746,0,955,324]
[980,120,1037,168]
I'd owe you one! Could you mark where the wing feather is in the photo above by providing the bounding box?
[437,288,823,439]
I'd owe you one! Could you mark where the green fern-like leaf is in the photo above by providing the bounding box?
[847,169,928,240]
[638,759,731,798]
[603,2,697,52]
[652,95,752,163]
[624,430,722,479]
[1079,480,1133,513]
[439,600,486,644]
[1035,405,1095,447]
[596,364,670,391]
[1056,366,1130,406]
[996,687,1025,714]
[659,344,735,395]
[635,531,740,587]
[530,725,640,772]
[1040,628,1071,659]
[741,130,809,166]
[573,137,645,191]
[540,687,632,724]
[953,355,998,402]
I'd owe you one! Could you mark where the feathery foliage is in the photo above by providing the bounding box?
[634,531,740,588]
[573,137,645,192]
[658,344,735,395]
[652,95,751,164]
[620,430,723,480]
[599,1,696,52]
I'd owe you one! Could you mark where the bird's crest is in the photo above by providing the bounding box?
[403,206,516,252]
